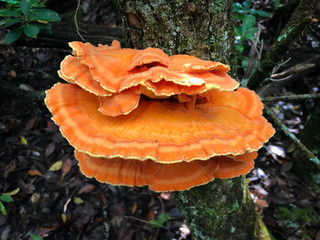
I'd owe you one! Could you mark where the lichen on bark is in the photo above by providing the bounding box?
[173,177,261,239]
[118,0,236,71]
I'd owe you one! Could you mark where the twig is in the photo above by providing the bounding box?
[247,0,319,90]
[262,93,320,102]
[242,29,262,84]
[74,0,86,41]
[264,104,320,168]
[271,63,315,79]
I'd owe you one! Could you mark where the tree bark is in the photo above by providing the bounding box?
[118,0,269,239]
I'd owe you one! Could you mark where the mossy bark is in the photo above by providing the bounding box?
[117,0,237,72]
[118,0,268,239]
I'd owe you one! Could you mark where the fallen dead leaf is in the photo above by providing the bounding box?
[61,158,72,180]
[20,136,27,145]
[5,188,20,197]
[10,70,16,78]
[31,193,41,204]
[4,159,17,178]
[78,184,95,194]
[28,169,42,176]
[45,142,55,157]
[131,202,137,214]
[61,213,67,223]
[25,117,37,130]
[74,197,84,205]
[72,202,95,231]
[37,227,56,238]
[48,160,62,171]
[255,199,269,213]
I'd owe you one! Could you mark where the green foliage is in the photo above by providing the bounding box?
[0,193,14,203]
[0,188,19,216]
[233,0,270,53]
[0,193,13,216]
[0,0,60,44]
[149,213,172,229]
[30,233,44,240]
[233,0,270,71]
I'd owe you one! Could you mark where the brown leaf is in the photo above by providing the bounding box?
[10,70,16,78]
[28,169,42,176]
[78,184,95,194]
[118,228,136,240]
[131,202,137,214]
[45,142,55,157]
[256,199,269,209]
[145,209,155,222]
[99,193,107,205]
[72,202,95,231]
[110,203,126,217]
[4,159,17,178]
[61,158,72,180]
[25,117,37,130]
[281,161,293,172]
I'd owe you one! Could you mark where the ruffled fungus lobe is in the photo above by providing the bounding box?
[45,40,275,192]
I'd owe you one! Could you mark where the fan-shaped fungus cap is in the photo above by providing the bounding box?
[59,40,240,117]
[75,150,257,192]
[45,40,275,191]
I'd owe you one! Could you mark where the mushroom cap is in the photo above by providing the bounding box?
[75,150,256,192]
[46,40,275,190]
[65,40,239,93]
[58,40,240,117]
[45,83,274,163]
[58,56,112,97]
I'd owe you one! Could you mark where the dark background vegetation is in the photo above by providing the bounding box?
[0,0,319,239]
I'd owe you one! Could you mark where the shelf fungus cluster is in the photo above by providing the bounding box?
[45,40,275,192]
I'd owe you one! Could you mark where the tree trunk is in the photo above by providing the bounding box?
[118,1,269,239]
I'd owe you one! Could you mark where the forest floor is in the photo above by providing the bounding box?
[1,1,320,240]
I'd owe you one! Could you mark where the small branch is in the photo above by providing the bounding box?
[74,0,86,41]
[264,104,320,168]
[262,93,320,102]
[247,0,319,90]
[270,63,315,79]
[242,29,262,83]
[0,78,45,103]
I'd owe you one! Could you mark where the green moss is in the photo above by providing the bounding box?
[172,177,261,239]
[210,0,223,13]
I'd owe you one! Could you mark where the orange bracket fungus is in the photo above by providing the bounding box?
[45,40,275,192]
